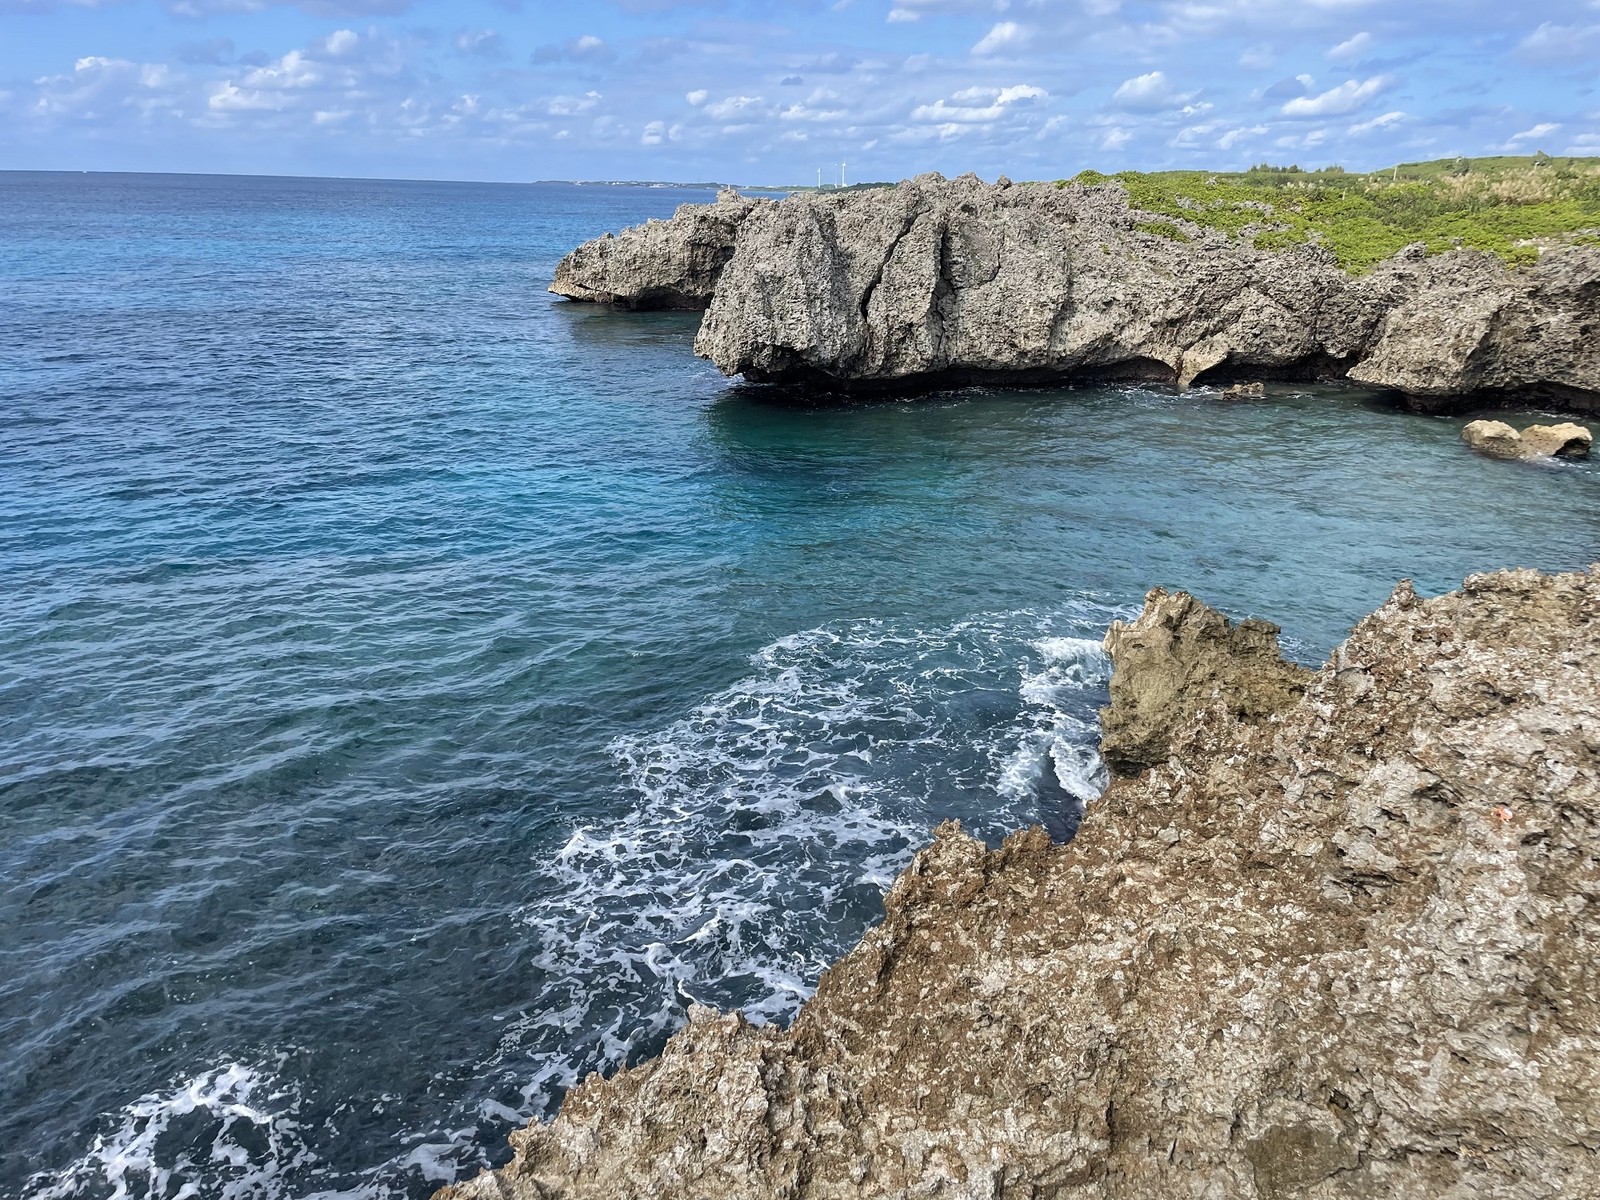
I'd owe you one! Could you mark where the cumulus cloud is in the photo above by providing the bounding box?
[31,55,186,120]
[1326,31,1372,63]
[1281,74,1391,117]
[704,94,764,120]
[547,90,601,116]
[911,83,1046,123]
[1111,71,1197,112]
[972,21,1028,57]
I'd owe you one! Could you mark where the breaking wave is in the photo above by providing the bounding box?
[497,604,1118,1117]
[27,605,1119,1200]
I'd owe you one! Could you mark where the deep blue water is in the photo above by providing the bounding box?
[2,170,1597,1200]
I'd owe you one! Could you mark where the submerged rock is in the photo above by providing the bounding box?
[1099,587,1312,777]
[1462,418,1593,460]
[440,566,1600,1200]
[552,175,1600,410]
[1220,381,1266,399]
[548,189,763,310]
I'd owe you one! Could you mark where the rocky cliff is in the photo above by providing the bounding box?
[549,188,765,310]
[550,175,1600,410]
[440,566,1600,1200]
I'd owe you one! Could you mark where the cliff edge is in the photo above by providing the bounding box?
[551,175,1600,410]
[441,566,1600,1200]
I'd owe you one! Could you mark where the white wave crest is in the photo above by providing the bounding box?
[24,1062,320,1200]
[495,603,1119,1118]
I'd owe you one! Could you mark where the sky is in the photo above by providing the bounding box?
[2,0,1597,183]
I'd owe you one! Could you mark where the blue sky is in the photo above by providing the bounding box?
[3,0,1597,182]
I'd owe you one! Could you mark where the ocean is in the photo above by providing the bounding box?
[2,170,1596,1199]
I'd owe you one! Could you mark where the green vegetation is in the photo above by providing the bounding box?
[1061,156,1600,273]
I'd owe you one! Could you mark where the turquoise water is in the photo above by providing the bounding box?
[2,171,1597,1199]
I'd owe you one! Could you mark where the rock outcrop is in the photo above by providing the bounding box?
[549,189,764,310]
[440,566,1600,1200]
[551,175,1600,410]
[1099,587,1312,776]
[1462,419,1594,460]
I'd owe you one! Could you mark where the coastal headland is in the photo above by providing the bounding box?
[443,161,1600,1199]
[443,566,1600,1199]
[550,162,1600,411]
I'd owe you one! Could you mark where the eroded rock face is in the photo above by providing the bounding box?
[439,566,1600,1200]
[1099,587,1312,776]
[1348,247,1600,409]
[548,189,763,310]
[1462,419,1594,460]
[1521,422,1594,459]
[552,175,1600,410]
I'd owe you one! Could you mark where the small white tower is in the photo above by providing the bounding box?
[840,161,847,188]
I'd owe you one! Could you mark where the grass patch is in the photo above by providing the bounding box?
[1062,156,1600,273]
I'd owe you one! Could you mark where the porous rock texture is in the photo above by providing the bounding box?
[440,566,1600,1200]
[1462,420,1594,461]
[1098,587,1312,776]
[548,188,764,310]
[551,174,1600,411]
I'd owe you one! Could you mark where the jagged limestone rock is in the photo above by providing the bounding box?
[1462,419,1527,459]
[1520,422,1593,459]
[551,175,1600,410]
[1462,419,1594,460]
[1221,382,1267,399]
[1098,587,1312,777]
[439,566,1600,1200]
[548,189,763,310]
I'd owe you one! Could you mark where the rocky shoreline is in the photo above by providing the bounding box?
[443,566,1600,1200]
[550,175,1600,412]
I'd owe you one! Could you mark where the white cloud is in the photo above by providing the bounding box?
[1504,120,1568,150]
[323,29,358,57]
[1516,21,1600,64]
[640,119,667,145]
[685,89,707,106]
[1217,124,1268,149]
[546,91,601,117]
[911,83,1046,124]
[1508,121,1560,142]
[1349,109,1404,134]
[887,7,919,21]
[1101,127,1130,150]
[1111,70,1197,112]
[972,21,1029,57]
[1326,31,1372,63]
[1281,74,1391,117]
[704,94,763,120]
[454,29,503,58]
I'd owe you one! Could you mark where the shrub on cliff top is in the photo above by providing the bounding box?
[1060,156,1600,273]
